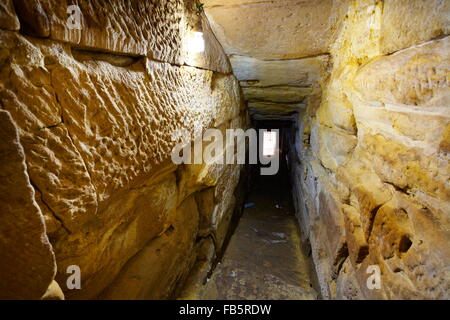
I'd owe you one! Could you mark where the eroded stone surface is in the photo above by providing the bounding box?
[0,14,245,298]
[10,0,231,73]
[0,110,56,299]
[2,0,449,301]
[0,0,19,31]
[291,0,450,300]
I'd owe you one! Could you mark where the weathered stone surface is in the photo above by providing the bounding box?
[0,20,244,299]
[335,258,363,300]
[342,205,369,266]
[212,75,243,127]
[365,192,450,299]
[195,188,216,232]
[0,0,19,31]
[11,0,230,72]
[2,0,449,301]
[354,36,450,108]
[12,0,180,61]
[291,0,450,300]
[231,55,328,88]
[177,237,217,299]
[204,0,349,59]
[0,110,56,299]
[310,123,357,172]
[381,0,450,54]
[99,195,200,299]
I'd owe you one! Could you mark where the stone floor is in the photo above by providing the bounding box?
[189,164,318,300]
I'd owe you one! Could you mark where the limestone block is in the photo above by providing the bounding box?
[311,124,357,172]
[318,99,356,134]
[195,187,216,232]
[177,161,229,203]
[295,155,348,298]
[243,87,314,103]
[231,55,329,88]
[0,30,224,230]
[54,173,179,299]
[337,159,394,240]
[381,0,450,54]
[0,110,56,299]
[212,74,242,127]
[99,195,200,300]
[317,186,347,268]
[319,84,357,134]
[354,36,450,108]
[177,237,216,299]
[308,218,335,299]
[11,0,231,72]
[0,0,19,31]
[204,0,349,59]
[12,0,182,63]
[364,193,450,299]
[248,101,305,116]
[342,205,369,266]
[214,206,235,251]
[0,29,242,299]
[352,104,449,156]
[214,164,241,226]
[330,0,383,63]
[336,258,364,300]
[176,126,243,204]
[361,134,449,204]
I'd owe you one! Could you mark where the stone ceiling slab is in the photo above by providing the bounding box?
[231,55,329,87]
[243,86,314,103]
[204,0,349,59]
[248,101,306,114]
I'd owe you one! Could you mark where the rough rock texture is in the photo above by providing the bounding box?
[10,0,231,73]
[0,0,246,299]
[2,0,449,301]
[0,110,56,299]
[290,0,450,300]
[0,0,19,31]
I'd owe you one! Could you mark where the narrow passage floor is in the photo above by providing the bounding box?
[198,165,318,300]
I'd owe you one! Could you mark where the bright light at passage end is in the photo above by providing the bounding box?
[263,131,277,157]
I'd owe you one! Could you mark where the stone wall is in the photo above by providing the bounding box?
[291,0,450,299]
[0,0,247,299]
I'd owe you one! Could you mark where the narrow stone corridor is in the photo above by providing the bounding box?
[0,0,449,301]
[187,161,317,300]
